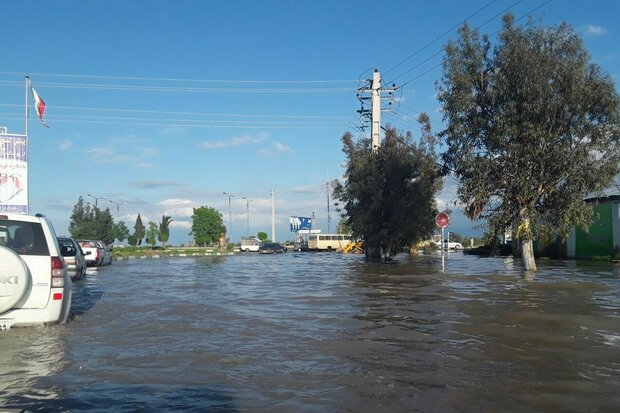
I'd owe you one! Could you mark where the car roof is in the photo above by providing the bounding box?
[0,213,44,223]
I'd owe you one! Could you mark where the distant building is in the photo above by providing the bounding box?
[566,180,620,258]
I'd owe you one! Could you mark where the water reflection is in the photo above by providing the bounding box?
[0,326,66,409]
[334,254,620,411]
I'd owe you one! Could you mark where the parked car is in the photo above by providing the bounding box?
[0,213,72,329]
[282,241,300,252]
[95,240,112,265]
[77,240,103,266]
[259,242,285,254]
[442,240,463,250]
[58,237,87,281]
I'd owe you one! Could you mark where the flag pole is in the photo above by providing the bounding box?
[25,75,30,136]
[25,74,30,213]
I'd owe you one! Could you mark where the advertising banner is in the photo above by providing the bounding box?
[0,134,28,214]
[290,216,312,232]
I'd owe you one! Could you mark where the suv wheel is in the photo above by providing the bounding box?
[0,246,32,313]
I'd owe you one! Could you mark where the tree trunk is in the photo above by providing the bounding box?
[365,244,382,261]
[517,211,537,271]
[520,237,537,271]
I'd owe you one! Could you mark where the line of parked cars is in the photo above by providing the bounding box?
[240,237,301,254]
[0,212,112,330]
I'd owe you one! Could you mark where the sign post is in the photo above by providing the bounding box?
[435,212,450,240]
[435,212,450,272]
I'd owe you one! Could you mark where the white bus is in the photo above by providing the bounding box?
[307,234,352,251]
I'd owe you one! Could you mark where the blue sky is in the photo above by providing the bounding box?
[1,0,618,245]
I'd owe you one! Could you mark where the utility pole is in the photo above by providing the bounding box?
[223,192,235,242]
[242,197,251,236]
[357,69,397,151]
[271,189,276,242]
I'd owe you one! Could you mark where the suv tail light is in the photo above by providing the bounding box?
[51,256,65,288]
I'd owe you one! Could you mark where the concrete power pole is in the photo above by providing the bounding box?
[357,69,397,151]
[371,70,382,149]
[271,188,276,242]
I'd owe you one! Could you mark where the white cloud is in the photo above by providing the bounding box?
[58,139,72,151]
[164,206,195,218]
[201,133,268,150]
[170,220,192,229]
[86,144,159,167]
[258,141,293,156]
[159,198,193,206]
[585,24,607,35]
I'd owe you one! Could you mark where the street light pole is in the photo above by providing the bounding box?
[86,193,106,208]
[108,199,126,214]
[242,197,251,236]
[223,192,235,242]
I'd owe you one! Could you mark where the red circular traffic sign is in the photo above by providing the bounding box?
[435,212,450,228]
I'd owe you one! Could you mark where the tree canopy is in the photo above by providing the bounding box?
[191,206,225,247]
[132,214,146,246]
[158,215,173,247]
[333,121,443,261]
[146,221,159,247]
[437,15,620,270]
[112,221,130,244]
[68,196,115,244]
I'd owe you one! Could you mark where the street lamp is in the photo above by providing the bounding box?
[223,192,235,241]
[86,193,106,208]
[108,199,126,213]
[242,197,251,236]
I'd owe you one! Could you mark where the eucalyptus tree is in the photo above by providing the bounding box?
[333,120,442,262]
[437,15,620,271]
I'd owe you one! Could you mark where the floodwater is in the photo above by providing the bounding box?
[1,252,619,412]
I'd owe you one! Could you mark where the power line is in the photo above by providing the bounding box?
[397,0,553,90]
[0,71,357,84]
[0,115,349,129]
[0,103,351,120]
[2,113,346,126]
[0,80,353,93]
[384,0,500,78]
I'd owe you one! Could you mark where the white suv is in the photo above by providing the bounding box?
[0,213,72,329]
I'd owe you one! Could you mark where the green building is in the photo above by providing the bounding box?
[566,183,620,259]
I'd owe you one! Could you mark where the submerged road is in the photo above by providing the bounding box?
[1,252,619,412]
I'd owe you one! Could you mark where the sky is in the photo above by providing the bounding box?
[1,0,619,246]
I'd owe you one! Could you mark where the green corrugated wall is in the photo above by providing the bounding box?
[575,203,614,257]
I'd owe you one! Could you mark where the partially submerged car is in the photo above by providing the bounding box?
[0,213,72,329]
[58,236,87,281]
[259,242,285,254]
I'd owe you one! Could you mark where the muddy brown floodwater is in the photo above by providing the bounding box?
[1,252,619,412]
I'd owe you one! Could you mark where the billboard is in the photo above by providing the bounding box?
[0,134,28,214]
[290,216,312,232]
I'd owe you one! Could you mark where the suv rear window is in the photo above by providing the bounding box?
[0,220,50,256]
